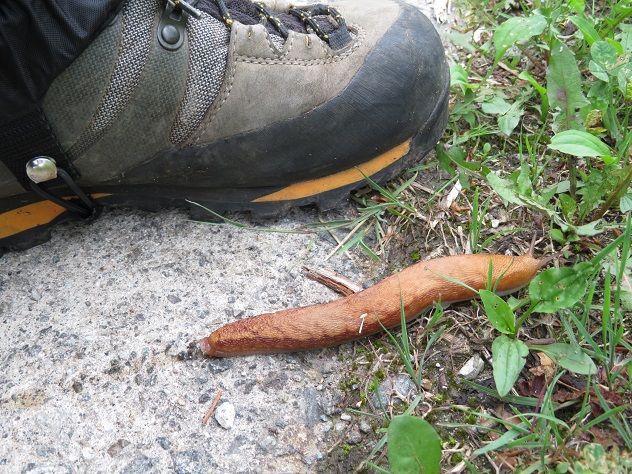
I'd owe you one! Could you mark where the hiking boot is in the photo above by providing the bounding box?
[0,0,450,252]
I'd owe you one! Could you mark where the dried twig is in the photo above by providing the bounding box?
[202,390,223,425]
[302,266,363,296]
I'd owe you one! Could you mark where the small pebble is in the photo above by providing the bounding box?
[167,295,181,304]
[215,403,236,429]
[340,414,351,421]
[359,421,371,434]
[156,437,171,450]
[458,354,485,380]
[208,359,232,374]
[107,439,130,458]
[198,393,212,404]
[29,290,42,302]
[195,375,208,384]
[81,447,95,460]
[258,435,276,453]
[347,429,362,445]
[370,374,418,407]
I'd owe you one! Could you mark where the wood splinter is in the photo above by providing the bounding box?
[202,390,223,426]
[301,265,363,296]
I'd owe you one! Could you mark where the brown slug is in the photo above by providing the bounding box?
[199,253,546,357]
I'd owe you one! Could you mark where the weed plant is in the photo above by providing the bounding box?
[352,0,632,472]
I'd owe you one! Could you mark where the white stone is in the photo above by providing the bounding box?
[81,447,95,460]
[215,402,236,429]
[458,354,485,380]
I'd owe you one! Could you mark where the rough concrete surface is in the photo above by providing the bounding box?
[1,208,381,473]
[0,2,452,472]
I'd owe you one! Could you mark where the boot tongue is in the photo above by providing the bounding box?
[196,0,338,38]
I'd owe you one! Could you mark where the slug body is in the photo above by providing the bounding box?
[200,253,544,357]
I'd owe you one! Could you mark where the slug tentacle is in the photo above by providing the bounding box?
[199,253,544,357]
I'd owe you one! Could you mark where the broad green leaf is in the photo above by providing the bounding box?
[492,336,529,397]
[591,41,621,72]
[587,79,610,110]
[450,64,471,91]
[486,173,525,206]
[541,180,569,205]
[482,96,512,115]
[567,0,585,14]
[559,193,577,220]
[548,130,611,157]
[518,71,547,95]
[547,40,589,131]
[619,24,632,53]
[516,162,533,196]
[605,38,625,55]
[616,62,632,98]
[518,70,549,117]
[480,290,515,335]
[493,16,548,62]
[549,228,565,243]
[588,60,609,82]
[498,104,523,135]
[437,145,481,171]
[447,31,477,53]
[529,343,597,375]
[577,169,608,220]
[487,172,557,218]
[623,291,632,312]
[529,262,594,312]
[621,192,632,213]
[574,221,604,237]
[388,415,441,474]
[569,16,600,46]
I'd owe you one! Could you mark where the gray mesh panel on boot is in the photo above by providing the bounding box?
[68,0,160,159]
[0,161,24,198]
[72,32,190,184]
[42,17,123,152]
[170,13,230,145]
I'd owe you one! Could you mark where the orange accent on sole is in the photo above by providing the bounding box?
[252,139,412,203]
[0,194,111,240]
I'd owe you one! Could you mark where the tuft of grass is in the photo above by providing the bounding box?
[349,0,632,471]
[306,170,423,260]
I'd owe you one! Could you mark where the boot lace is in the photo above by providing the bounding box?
[189,0,352,49]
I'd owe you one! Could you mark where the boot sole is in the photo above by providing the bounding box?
[0,85,449,253]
